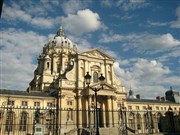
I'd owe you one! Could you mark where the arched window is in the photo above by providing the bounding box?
[136,113,141,129]
[19,112,28,131]
[5,111,14,132]
[93,72,98,83]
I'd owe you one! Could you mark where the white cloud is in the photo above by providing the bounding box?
[31,17,54,29]
[116,0,149,11]
[110,13,134,20]
[19,0,58,16]
[158,47,180,62]
[1,2,58,29]
[113,58,179,98]
[99,33,180,52]
[0,28,47,90]
[61,9,102,35]
[170,6,180,28]
[147,6,180,29]
[139,33,180,49]
[2,4,31,22]
[61,0,91,14]
[68,34,92,52]
[147,20,169,27]
[100,0,149,11]
[101,0,112,7]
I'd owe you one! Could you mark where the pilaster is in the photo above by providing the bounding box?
[107,96,112,127]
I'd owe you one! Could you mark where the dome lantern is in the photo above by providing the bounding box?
[57,26,65,37]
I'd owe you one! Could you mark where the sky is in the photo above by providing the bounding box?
[0,0,180,98]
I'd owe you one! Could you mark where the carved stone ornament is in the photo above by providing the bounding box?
[87,51,104,59]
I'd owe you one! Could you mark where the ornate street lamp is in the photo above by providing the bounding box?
[167,106,175,132]
[84,72,105,135]
[147,105,153,134]
[120,105,127,135]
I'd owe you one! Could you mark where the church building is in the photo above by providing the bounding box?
[0,27,179,135]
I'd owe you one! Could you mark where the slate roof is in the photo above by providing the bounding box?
[0,89,54,98]
[127,98,179,104]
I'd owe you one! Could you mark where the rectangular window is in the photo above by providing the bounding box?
[22,101,28,106]
[156,106,159,110]
[136,106,139,110]
[8,100,14,106]
[47,102,53,107]
[128,106,132,110]
[143,106,146,110]
[34,102,40,107]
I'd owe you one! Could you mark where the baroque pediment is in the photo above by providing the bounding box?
[80,48,113,60]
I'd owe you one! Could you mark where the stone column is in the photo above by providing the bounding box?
[104,61,108,83]
[53,54,57,74]
[111,96,115,127]
[88,95,92,128]
[153,114,159,133]
[78,96,82,128]
[102,102,106,127]
[110,64,114,86]
[85,96,89,128]
[134,114,137,131]
[107,96,112,127]
[141,114,145,133]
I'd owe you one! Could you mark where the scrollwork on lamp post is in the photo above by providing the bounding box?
[84,72,105,135]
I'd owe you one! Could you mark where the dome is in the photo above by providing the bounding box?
[54,36,73,48]
[48,26,77,50]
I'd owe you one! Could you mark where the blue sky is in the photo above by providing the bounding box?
[0,0,180,98]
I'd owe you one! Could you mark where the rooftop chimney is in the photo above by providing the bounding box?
[156,96,160,101]
[136,94,140,99]
[161,97,165,101]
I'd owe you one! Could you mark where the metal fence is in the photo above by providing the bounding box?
[0,106,180,135]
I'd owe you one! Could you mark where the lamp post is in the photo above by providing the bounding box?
[147,106,153,134]
[49,109,55,135]
[167,106,175,132]
[54,78,62,135]
[120,103,127,135]
[7,97,10,135]
[84,72,105,135]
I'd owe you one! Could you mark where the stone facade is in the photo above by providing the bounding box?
[0,27,180,135]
